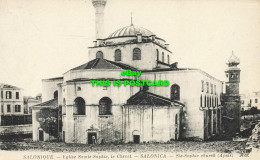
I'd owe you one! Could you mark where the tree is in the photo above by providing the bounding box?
[36,108,59,137]
[250,107,258,121]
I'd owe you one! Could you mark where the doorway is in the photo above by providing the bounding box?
[175,128,178,140]
[133,135,140,144]
[39,130,44,141]
[88,132,97,144]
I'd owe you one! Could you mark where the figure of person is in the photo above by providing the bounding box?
[92,135,96,144]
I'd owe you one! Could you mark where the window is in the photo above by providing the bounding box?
[16,92,19,99]
[206,82,209,93]
[99,97,112,115]
[156,49,159,61]
[54,91,58,99]
[200,95,202,107]
[167,55,170,64]
[96,51,103,59]
[133,48,141,60]
[73,97,85,115]
[207,96,209,107]
[162,52,164,62]
[7,105,11,112]
[255,99,258,103]
[1,91,3,99]
[250,99,252,104]
[15,105,21,112]
[114,49,121,61]
[201,81,204,92]
[214,85,216,95]
[171,84,180,101]
[210,84,213,94]
[204,95,206,107]
[6,91,12,99]
[63,98,66,115]
[1,105,3,112]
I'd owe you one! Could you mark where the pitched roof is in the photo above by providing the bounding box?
[71,58,137,71]
[126,91,184,106]
[43,77,63,81]
[66,78,133,83]
[0,83,21,89]
[34,98,58,107]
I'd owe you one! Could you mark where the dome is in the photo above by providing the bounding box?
[108,25,155,38]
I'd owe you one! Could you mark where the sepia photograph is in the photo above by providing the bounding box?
[0,0,260,159]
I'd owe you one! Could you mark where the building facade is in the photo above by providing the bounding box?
[32,0,240,143]
[0,83,24,126]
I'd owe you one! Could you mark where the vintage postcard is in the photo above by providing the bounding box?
[0,0,260,159]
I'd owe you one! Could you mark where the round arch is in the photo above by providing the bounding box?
[73,97,86,115]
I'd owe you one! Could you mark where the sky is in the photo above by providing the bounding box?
[0,0,260,96]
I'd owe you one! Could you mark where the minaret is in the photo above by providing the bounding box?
[92,0,107,39]
[222,53,241,137]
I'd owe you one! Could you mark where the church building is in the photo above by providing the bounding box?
[32,0,241,143]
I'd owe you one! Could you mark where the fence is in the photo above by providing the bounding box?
[1,115,32,126]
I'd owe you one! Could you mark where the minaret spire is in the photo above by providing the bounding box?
[92,0,107,39]
[131,12,133,26]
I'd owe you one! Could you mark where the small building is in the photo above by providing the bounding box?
[0,83,32,135]
[24,95,42,115]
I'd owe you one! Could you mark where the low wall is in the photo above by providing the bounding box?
[0,124,32,135]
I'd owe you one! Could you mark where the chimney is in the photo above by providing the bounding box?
[92,0,107,39]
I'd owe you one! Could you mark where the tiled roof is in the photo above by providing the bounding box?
[0,83,20,89]
[71,58,137,71]
[34,98,58,107]
[44,77,63,81]
[126,91,185,106]
[66,78,133,83]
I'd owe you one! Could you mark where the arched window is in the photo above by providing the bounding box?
[99,97,112,115]
[167,55,170,64]
[162,52,164,62]
[156,49,159,61]
[114,49,121,61]
[96,51,103,59]
[175,114,178,125]
[171,84,180,101]
[133,48,141,60]
[73,97,85,115]
[54,91,58,99]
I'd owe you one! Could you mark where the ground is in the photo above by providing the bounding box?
[0,138,247,153]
